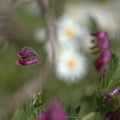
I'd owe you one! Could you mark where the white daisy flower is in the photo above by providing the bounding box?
[44,41,75,61]
[57,15,88,48]
[64,2,120,34]
[64,3,91,25]
[55,50,87,83]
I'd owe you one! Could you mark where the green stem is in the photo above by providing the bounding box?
[68,112,98,120]
[81,112,97,120]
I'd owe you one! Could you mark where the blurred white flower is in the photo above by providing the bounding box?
[34,28,46,42]
[55,50,87,83]
[81,34,94,53]
[64,3,91,25]
[44,41,75,61]
[57,15,88,48]
[64,2,120,35]
[90,5,118,32]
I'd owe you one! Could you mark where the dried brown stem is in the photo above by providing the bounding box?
[0,0,56,119]
[37,0,57,62]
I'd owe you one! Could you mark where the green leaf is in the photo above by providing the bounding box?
[96,51,120,113]
[11,92,43,120]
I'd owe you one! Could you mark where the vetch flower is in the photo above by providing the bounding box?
[104,107,120,120]
[37,100,67,120]
[101,87,120,120]
[91,31,109,51]
[16,58,39,66]
[94,50,111,72]
[91,31,111,73]
[104,111,116,120]
[112,87,120,96]
[16,47,40,66]
[55,50,87,83]
[101,87,120,100]
[17,47,38,59]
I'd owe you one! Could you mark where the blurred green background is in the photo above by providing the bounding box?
[0,0,120,119]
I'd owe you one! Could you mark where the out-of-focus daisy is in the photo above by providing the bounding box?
[55,50,87,83]
[81,34,94,53]
[90,5,119,32]
[34,28,46,42]
[57,15,88,48]
[64,3,91,25]
[44,41,71,61]
[64,2,120,34]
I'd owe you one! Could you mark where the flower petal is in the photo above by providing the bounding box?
[17,47,38,59]
[16,58,40,66]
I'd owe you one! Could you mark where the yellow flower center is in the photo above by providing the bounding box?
[64,26,75,38]
[66,58,76,68]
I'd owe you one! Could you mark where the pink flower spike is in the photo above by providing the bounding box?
[94,50,111,72]
[37,100,67,120]
[104,111,116,120]
[91,31,107,39]
[16,58,40,66]
[91,31,109,51]
[48,101,67,120]
[37,112,48,120]
[17,47,38,59]
[102,50,111,63]
[112,87,120,95]
[104,107,120,120]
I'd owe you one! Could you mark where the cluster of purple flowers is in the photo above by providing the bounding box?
[16,47,40,66]
[104,107,120,120]
[102,87,120,100]
[102,87,120,120]
[37,100,67,120]
[91,31,111,73]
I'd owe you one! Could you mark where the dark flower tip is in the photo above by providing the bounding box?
[101,86,120,101]
[91,31,109,51]
[94,50,111,71]
[17,47,38,59]
[37,100,67,120]
[16,58,40,66]
[16,47,40,66]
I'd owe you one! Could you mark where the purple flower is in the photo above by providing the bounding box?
[16,47,40,66]
[91,31,111,72]
[104,107,120,120]
[17,47,38,59]
[16,58,39,66]
[102,87,120,100]
[37,100,67,120]
[94,50,111,71]
[91,31,109,51]
[112,87,120,95]
[104,111,116,120]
